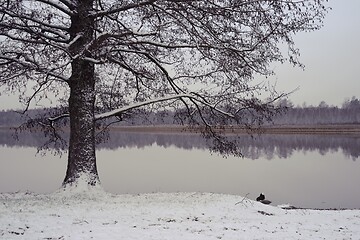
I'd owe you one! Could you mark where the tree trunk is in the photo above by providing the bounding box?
[62,0,99,187]
[62,59,99,187]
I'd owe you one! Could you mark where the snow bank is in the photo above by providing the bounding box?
[1,191,359,239]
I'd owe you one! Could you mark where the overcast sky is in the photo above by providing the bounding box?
[268,0,360,107]
[1,0,359,110]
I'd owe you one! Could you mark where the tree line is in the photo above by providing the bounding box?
[271,97,360,125]
[1,97,359,127]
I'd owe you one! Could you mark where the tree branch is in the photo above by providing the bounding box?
[90,0,159,18]
[95,93,192,120]
[36,0,75,16]
[48,113,70,123]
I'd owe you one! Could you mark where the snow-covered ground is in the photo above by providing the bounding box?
[1,188,360,240]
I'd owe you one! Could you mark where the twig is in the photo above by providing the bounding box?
[235,193,250,205]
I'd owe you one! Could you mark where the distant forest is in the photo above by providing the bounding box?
[271,97,360,125]
[1,127,359,159]
[0,97,359,127]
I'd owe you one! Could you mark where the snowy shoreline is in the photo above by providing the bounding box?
[1,190,359,240]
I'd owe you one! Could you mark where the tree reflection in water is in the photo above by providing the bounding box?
[1,129,358,160]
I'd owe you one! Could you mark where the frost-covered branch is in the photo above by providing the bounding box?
[36,0,75,16]
[90,0,158,18]
[94,91,236,122]
[0,54,70,82]
[48,113,70,122]
[65,33,82,49]
[95,94,192,120]
[111,47,183,94]
[0,6,69,31]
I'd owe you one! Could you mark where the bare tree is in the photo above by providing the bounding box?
[0,0,328,188]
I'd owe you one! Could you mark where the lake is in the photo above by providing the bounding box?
[1,129,359,209]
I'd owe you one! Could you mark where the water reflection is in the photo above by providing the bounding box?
[104,131,360,160]
[97,146,360,209]
[2,129,359,160]
[1,129,360,209]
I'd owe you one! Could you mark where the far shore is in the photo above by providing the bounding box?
[1,124,360,135]
[107,124,360,135]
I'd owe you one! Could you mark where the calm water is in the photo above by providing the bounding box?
[1,129,359,209]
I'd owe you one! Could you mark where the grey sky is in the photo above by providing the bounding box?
[268,0,360,107]
[1,0,358,110]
